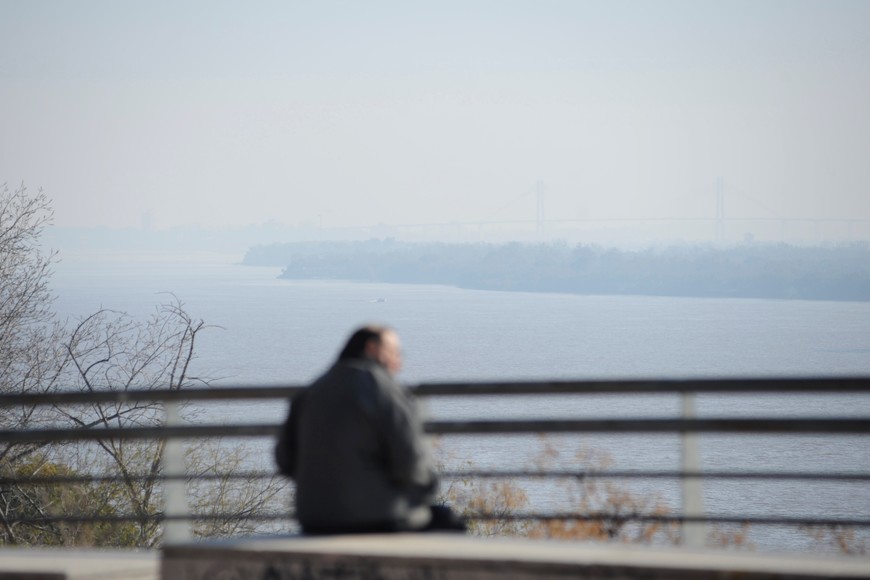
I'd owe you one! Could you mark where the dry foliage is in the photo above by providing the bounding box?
[523,439,678,544]
[186,439,287,539]
[435,437,678,544]
[0,184,287,547]
[801,525,869,556]
[437,436,867,556]
[707,523,754,551]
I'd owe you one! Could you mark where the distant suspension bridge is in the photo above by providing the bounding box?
[324,179,870,243]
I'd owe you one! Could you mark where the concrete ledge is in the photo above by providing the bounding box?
[0,548,157,580]
[161,534,870,580]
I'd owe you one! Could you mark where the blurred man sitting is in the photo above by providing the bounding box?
[275,325,465,534]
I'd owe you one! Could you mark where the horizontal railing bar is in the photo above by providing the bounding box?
[442,470,870,481]
[9,513,293,525]
[425,418,870,434]
[415,377,870,396]
[0,473,284,485]
[0,424,279,442]
[3,417,870,443]
[5,470,870,487]
[0,472,280,485]
[0,386,304,407]
[473,514,870,527]
[9,513,870,528]
[2,377,869,407]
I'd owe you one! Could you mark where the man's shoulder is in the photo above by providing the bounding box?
[308,359,391,388]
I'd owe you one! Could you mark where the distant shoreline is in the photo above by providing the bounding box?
[242,240,870,303]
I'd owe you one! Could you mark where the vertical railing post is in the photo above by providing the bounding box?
[681,391,706,548]
[163,400,192,544]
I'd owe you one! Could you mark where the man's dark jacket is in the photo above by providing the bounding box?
[275,358,437,531]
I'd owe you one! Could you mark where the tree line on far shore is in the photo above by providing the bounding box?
[243,239,870,302]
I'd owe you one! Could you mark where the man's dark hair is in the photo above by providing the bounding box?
[338,325,391,360]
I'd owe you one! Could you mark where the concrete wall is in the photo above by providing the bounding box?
[161,534,870,580]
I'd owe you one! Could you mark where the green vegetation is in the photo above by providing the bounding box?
[244,239,870,301]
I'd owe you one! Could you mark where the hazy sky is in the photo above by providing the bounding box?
[2,1,869,232]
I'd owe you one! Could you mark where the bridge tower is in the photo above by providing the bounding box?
[535,180,545,238]
[715,177,725,242]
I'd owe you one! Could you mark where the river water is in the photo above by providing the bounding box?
[50,251,870,554]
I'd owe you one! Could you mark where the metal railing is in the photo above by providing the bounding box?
[1,376,869,547]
